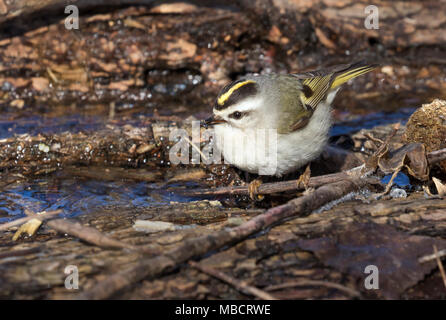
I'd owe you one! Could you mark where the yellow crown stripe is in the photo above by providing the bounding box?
[217,80,256,105]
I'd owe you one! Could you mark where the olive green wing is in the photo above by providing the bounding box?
[286,61,377,132]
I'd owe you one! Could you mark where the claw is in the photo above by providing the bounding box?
[248,178,264,201]
[296,164,311,190]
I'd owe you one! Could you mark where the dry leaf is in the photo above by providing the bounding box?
[378,143,429,181]
[432,177,446,196]
[12,218,42,241]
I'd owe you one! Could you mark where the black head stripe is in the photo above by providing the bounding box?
[215,80,258,110]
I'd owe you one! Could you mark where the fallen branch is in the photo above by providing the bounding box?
[77,177,368,299]
[189,261,277,300]
[264,280,361,298]
[184,147,446,197]
[183,165,372,197]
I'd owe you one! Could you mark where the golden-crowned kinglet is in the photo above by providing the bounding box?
[205,61,377,177]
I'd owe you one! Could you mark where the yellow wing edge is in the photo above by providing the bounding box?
[331,65,377,89]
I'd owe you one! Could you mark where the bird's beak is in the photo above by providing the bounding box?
[204,115,227,127]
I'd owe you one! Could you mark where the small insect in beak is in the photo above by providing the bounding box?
[203,115,227,128]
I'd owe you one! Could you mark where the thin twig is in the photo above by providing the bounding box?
[264,280,361,298]
[418,249,446,263]
[433,245,446,289]
[0,210,62,232]
[363,133,383,147]
[20,209,137,251]
[375,167,402,198]
[47,219,138,250]
[183,165,376,197]
[428,147,446,166]
[184,136,208,162]
[189,261,277,300]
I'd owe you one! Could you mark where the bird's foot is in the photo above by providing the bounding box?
[296,164,311,190]
[248,178,264,201]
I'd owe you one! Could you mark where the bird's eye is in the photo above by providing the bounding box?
[230,111,243,120]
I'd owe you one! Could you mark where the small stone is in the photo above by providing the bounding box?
[225,217,245,227]
[133,220,175,233]
[390,187,407,198]
[38,143,50,153]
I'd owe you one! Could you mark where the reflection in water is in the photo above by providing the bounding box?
[0,174,195,223]
[0,114,144,139]
[330,108,414,136]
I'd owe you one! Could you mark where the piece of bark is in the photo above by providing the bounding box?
[297,222,446,299]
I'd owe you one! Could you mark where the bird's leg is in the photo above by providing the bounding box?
[245,172,264,201]
[296,164,311,190]
[248,178,264,201]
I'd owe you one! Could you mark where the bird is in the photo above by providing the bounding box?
[204,61,377,199]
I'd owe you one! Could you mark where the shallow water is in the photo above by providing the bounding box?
[0,174,199,223]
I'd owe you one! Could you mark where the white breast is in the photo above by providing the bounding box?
[213,100,332,177]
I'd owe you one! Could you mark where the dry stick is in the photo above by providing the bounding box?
[20,209,137,251]
[184,165,370,197]
[184,136,208,162]
[375,166,402,198]
[184,147,446,197]
[47,219,138,250]
[264,280,361,298]
[3,209,155,253]
[77,177,368,299]
[0,209,62,232]
[419,249,446,263]
[427,147,446,166]
[433,245,446,289]
[189,261,277,300]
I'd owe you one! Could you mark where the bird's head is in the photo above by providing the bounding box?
[205,79,264,130]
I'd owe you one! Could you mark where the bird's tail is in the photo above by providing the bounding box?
[330,61,378,89]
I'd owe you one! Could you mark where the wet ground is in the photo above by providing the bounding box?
[1,1,446,300]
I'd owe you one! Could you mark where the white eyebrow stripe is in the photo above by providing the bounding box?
[214,96,263,117]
